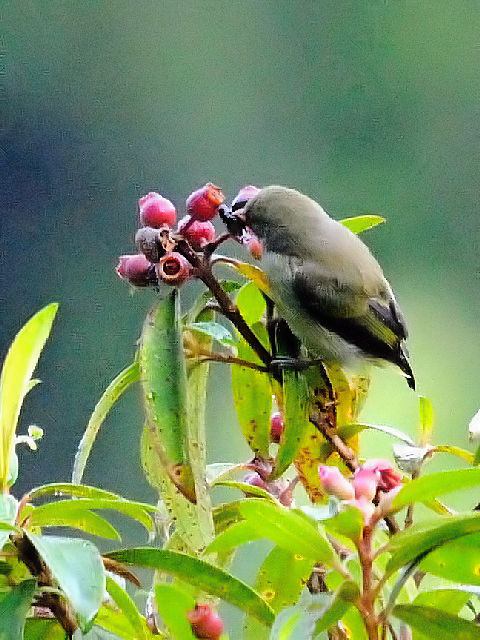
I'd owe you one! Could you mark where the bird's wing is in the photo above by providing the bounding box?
[290,258,408,363]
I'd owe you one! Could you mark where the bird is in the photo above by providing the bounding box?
[236,185,415,389]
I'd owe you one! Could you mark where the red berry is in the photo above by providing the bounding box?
[187,605,224,639]
[178,215,216,250]
[156,252,192,286]
[243,233,263,260]
[186,183,224,222]
[139,192,177,227]
[116,254,155,287]
[231,185,260,210]
[270,411,284,443]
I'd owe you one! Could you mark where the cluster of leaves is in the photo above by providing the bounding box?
[1,212,480,639]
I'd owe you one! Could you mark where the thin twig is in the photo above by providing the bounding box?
[192,353,269,373]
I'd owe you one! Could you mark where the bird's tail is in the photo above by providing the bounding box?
[398,347,416,390]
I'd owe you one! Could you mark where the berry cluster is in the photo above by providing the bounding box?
[116,183,261,289]
[318,459,403,525]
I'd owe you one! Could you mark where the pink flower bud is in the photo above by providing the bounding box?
[187,605,224,639]
[116,254,155,287]
[178,215,216,250]
[231,185,260,210]
[349,496,376,526]
[139,192,177,227]
[362,459,402,492]
[186,183,224,222]
[270,412,284,443]
[242,472,268,490]
[353,467,380,501]
[376,485,403,517]
[156,252,192,286]
[318,465,355,500]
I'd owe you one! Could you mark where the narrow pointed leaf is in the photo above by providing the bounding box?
[343,423,415,446]
[27,483,132,502]
[207,520,263,552]
[232,327,271,457]
[236,281,267,326]
[392,604,480,639]
[26,532,105,631]
[392,469,480,510]
[270,370,309,480]
[244,547,314,640]
[419,531,480,585]
[430,445,474,464]
[419,396,434,445]
[339,215,385,234]
[140,292,196,502]
[0,493,18,549]
[26,508,120,540]
[269,608,315,640]
[106,548,274,625]
[386,512,480,574]
[213,479,277,501]
[238,500,339,569]
[94,606,152,640]
[186,321,236,346]
[313,582,359,633]
[105,576,148,640]
[154,583,196,640]
[27,498,153,532]
[0,303,58,489]
[0,579,36,640]
[72,361,140,484]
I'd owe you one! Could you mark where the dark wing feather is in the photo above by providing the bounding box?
[292,264,415,387]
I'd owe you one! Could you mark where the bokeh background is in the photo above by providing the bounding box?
[1,0,479,531]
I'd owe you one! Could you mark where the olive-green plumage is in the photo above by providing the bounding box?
[243,186,415,389]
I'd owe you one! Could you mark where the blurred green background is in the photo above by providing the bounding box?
[1,1,479,517]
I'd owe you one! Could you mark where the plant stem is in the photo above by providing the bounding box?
[357,526,379,640]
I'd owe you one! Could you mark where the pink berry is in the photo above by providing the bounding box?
[178,215,216,250]
[270,412,284,443]
[187,605,224,639]
[155,252,192,286]
[231,185,260,210]
[186,183,224,222]
[318,465,355,501]
[139,192,177,227]
[116,254,154,287]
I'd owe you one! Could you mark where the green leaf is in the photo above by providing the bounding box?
[154,583,196,640]
[105,576,148,640]
[238,500,339,570]
[392,604,480,639]
[270,370,309,480]
[392,469,480,510]
[341,422,415,446]
[72,360,140,485]
[212,479,277,501]
[313,582,359,634]
[23,619,65,640]
[207,520,263,553]
[94,606,152,640]
[26,532,105,631]
[413,588,473,616]
[231,326,271,457]
[185,308,215,548]
[186,321,236,346]
[419,396,434,445]
[27,498,153,532]
[140,292,196,502]
[106,548,274,626]
[339,215,385,234]
[430,445,474,464]
[0,579,36,640]
[206,462,247,485]
[236,281,267,326]
[0,303,58,489]
[244,547,314,640]
[419,531,480,585]
[386,512,480,574]
[324,505,364,542]
[26,508,121,540]
[27,483,132,502]
[0,493,18,549]
[269,608,315,640]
